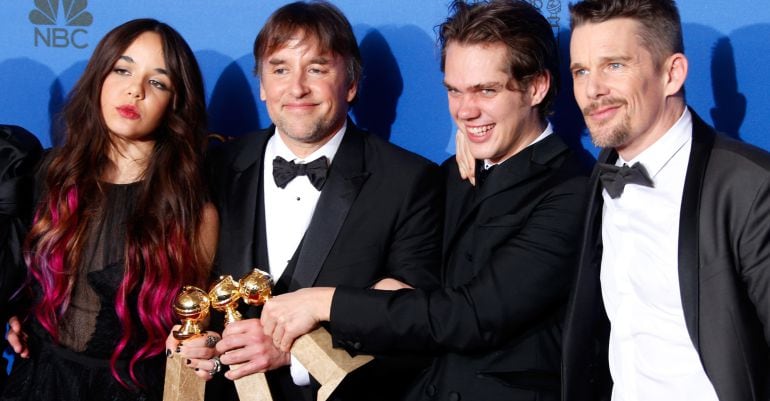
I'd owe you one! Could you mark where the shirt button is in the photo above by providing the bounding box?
[425,384,437,396]
[448,392,460,401]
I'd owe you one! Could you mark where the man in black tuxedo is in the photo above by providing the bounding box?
[562,1,770,400]
[259,1,592,400]
[0,125,42,391]
[173,2,442,401]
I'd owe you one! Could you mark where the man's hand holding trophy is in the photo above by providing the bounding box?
[164,268,372,401]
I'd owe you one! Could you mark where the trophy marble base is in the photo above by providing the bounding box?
[163,355,205,401]
[232,364,273,401]
[293,327,374,401]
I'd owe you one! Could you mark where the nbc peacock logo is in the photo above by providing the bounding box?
[30,0,93,49]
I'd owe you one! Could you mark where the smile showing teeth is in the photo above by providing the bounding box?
[467,124,494,136]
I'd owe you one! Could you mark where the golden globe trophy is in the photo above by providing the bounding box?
[209,275,273,401]
[163,286,209,401]
[240,268,373,401]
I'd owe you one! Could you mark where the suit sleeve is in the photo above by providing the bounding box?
[737,175,770,344]
[380,162,443,290]
[330,173,588,353]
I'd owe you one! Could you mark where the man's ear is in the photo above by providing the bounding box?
[346,80,358,103]
[663,53,688,97]
[528,71,550,107]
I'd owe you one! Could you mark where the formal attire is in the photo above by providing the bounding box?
[563,108,770,401]
[206,120,442,401]
[0,125,41,391]
[330,130,592,400]
[1,181,165,401]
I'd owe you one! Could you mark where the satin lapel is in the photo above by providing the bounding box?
[589,148,616,253]
[579,148,615,284]
[219,129,271,277]
[678,110,715,351]
[442,168,474,258]
[290,127,370,290]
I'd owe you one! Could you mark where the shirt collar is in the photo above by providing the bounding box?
[483,121,553,170]
[619,108,691,179]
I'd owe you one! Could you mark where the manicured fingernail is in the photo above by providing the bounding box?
[186,359,191,365]
[166,349,172,358]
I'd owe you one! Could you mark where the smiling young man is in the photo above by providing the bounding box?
[562,1,770,401]
[258,1,592,400]
[172,2,443,401]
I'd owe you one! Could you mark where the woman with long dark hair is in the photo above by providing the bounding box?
[2,18,218,401]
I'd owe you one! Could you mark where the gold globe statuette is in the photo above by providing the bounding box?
[208,273,273,401]
[208,275,243,325]
[163,286,209,401]
[238,268,373,401]
[239,268,273,306]
[172,285,211,340]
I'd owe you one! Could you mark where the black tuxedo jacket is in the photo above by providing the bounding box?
[330,134,592,400]
[0,125,42,391]
[562,109,770,401]
[206,121,442,400]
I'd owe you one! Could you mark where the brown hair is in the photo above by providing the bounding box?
[26,18,209,387]
[253,0,362,86]
[438,0,559,118]
[569,0,684,68]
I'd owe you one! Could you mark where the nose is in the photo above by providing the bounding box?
[288,71,310,98]
[584,72,608,100]
[127,79,144,100]
[455,94,480,121]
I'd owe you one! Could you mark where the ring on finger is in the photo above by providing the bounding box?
[205,335,220,348]
[209,356,222,376]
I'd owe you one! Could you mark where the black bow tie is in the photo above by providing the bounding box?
[597,162,654,199]
[273,155,329,190]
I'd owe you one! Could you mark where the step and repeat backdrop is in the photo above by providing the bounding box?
[0,0,768,163]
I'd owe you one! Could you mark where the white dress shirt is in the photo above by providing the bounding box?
[600,109,718,401]
[263,123,346,386]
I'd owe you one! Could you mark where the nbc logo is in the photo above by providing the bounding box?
[30,0,93,49]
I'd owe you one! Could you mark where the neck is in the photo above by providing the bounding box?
[104,139,154,184]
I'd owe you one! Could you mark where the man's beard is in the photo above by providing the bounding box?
[583,99,631,149]
[275,117,335,145]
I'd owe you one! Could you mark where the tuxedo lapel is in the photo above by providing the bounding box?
[219,130,271,277]
[289,125,370,290]
[677,109,716,351]
[442,170,474,258]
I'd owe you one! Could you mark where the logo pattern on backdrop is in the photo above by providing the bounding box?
[30,0,93,48]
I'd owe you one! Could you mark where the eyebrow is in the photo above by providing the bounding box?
[443,81,504,91]
[571,55,633,70]
[267,56,331,66]
[118,55,169,75]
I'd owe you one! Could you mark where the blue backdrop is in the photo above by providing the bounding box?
[1,0,768,163]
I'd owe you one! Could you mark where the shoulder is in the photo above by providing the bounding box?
[0,125,43,178]
[206,128,272,171]
[710,135,770,174]
[356,127,438,174]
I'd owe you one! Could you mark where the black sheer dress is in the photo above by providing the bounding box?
[1,182,165,401]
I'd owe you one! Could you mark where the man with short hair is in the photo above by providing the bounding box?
[173,2,442,400]
[563,1,770,400]
[259,1,592,400]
